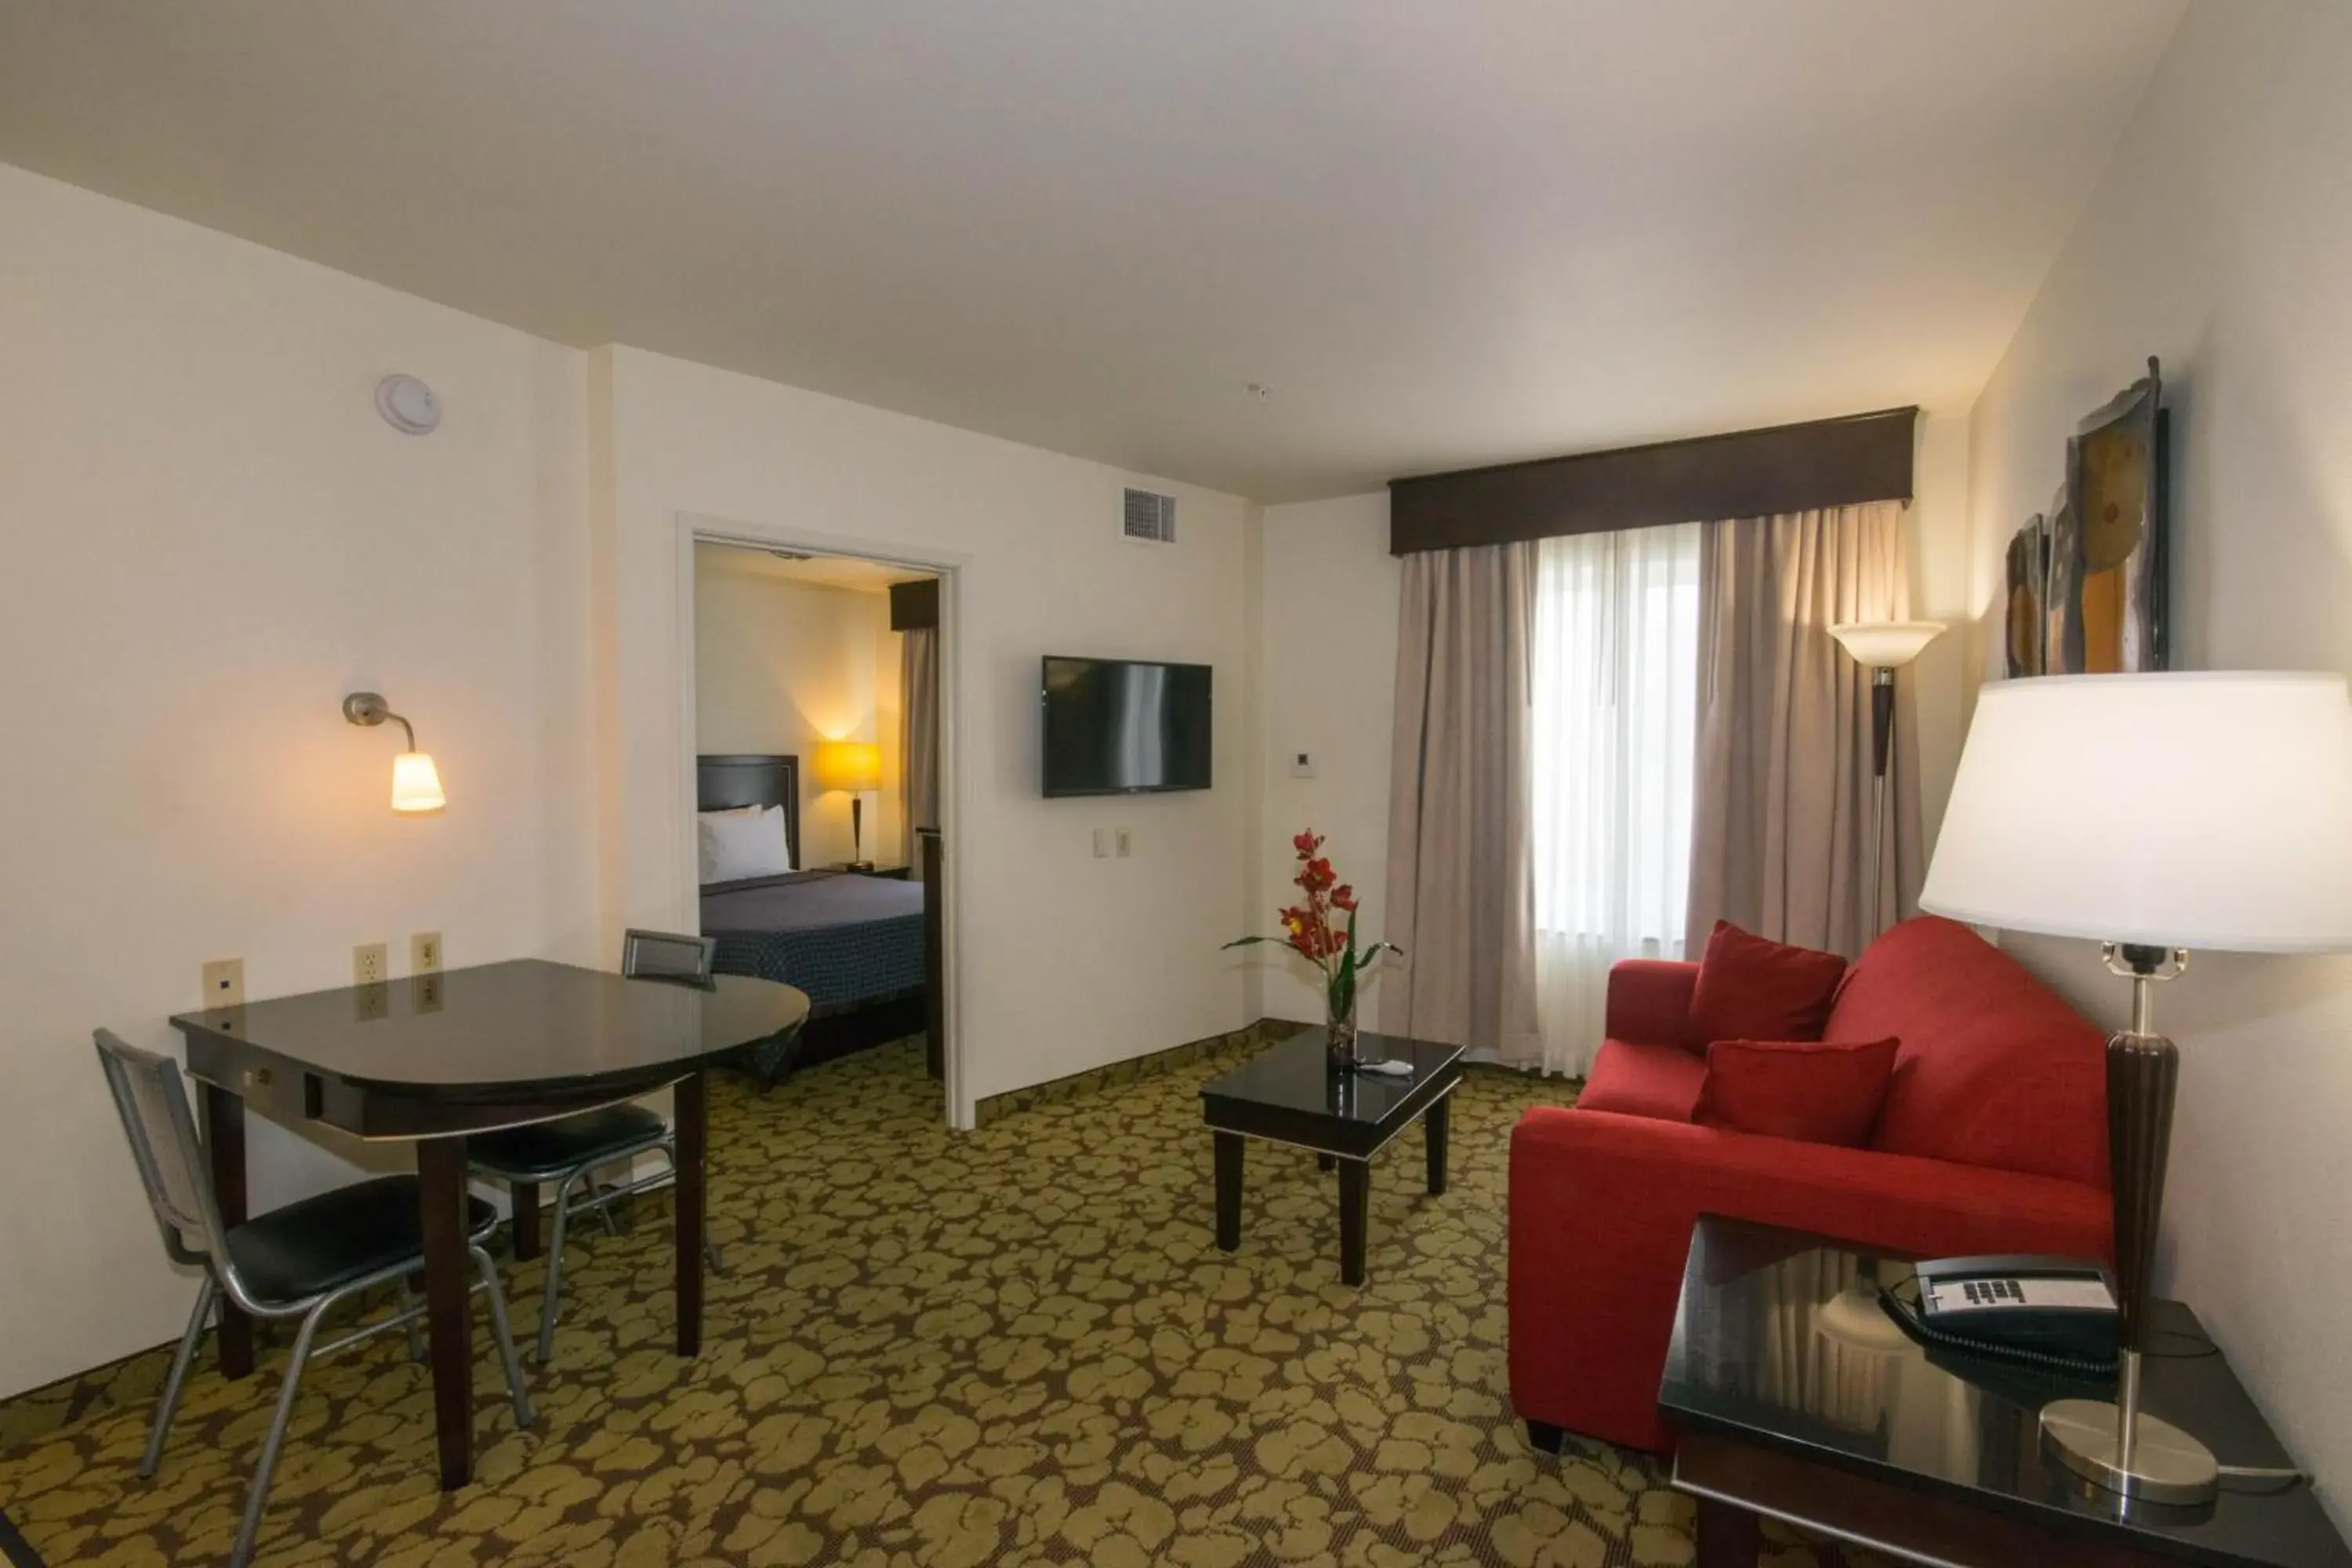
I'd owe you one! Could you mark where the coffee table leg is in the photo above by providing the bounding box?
[675,1069,707,1356]
[1425,1094,1450,1196]
[1338,1159,1369,1286]
[1694,1497,1761,1567]
[1213,1131,1243,1251]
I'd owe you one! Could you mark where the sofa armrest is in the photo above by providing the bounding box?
[1604,959,1700,1049]
[1507,1105,2110,1454]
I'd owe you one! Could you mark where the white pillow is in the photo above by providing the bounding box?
[699,805,793,883]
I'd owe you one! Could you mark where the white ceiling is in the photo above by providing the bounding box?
[697,543,931,596]
[0,1,2183,502]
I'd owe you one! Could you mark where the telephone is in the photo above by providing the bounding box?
[1878,1255,2120,1374]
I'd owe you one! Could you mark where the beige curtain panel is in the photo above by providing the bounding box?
[1685,501,1922,958]
[1382,543,1542,1060]
[898,626,940,875]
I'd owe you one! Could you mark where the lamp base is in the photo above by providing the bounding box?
[2041,1399,2219,1506]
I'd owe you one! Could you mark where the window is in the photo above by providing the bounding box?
[1528,523,1702,1073]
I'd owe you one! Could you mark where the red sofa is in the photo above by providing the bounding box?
[1508,916,2114,1454]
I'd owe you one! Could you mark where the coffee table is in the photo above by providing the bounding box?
[1199,1028,1464,1285]
[1659,1216,2351,1568]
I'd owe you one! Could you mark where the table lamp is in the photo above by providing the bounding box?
[814,739,884,867]
[1921,672,2352,1505]
[1828,620,1944,938]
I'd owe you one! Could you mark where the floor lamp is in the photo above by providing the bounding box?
[1921,672,2352,1505]
[1828,621,1944,938]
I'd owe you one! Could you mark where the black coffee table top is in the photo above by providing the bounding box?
[1660,1217,2350,1568]
[1200,1029,1464,1160]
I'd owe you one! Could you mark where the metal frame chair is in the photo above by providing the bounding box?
[470,929,731,1363]
[94,1031,533,1568]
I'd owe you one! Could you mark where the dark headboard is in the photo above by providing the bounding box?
[697,754,801,872]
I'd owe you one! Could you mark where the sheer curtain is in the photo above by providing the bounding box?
[1528,524,1702,1076]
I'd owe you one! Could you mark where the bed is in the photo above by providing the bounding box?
[697,753,936,1083]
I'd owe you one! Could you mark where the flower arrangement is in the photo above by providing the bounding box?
[1225,831,1403,1067]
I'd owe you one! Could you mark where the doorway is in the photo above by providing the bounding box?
[680,528,956,1123]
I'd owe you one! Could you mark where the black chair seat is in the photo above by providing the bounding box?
[225,1176,496,1305]
[469,1104,667,1181]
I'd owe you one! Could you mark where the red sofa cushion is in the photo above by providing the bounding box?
[1686,920,1847,1049]
[1694,1036,1899,1147]
[1828,917,2111,1189]
[1577,1039,1707,1123]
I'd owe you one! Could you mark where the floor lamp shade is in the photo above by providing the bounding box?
[1922,673,2352,952]
[1920,670,2352,1506]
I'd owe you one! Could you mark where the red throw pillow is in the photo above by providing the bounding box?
[1695,1036,1900,1147]
[1686,920,1848,1049]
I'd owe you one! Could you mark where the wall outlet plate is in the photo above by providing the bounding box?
[411,931,443,975]
[1116,827,1132,858]
[353,942,390,986]
[1092,827,1110,858]
[201,958,245,1011]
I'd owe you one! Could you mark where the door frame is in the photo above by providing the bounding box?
[672,511,975,1128]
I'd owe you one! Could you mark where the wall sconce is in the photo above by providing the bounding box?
[343,691,446,813]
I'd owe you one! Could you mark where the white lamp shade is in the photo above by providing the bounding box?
[1921,673,2352,952]
[1829,620,1946,670]
[390,751,446,813]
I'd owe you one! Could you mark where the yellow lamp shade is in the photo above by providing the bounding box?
[814,739,883,793]
[1828,620,1947,670]
[391,751,446,813]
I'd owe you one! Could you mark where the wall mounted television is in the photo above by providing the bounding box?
[1041,655,1213,797]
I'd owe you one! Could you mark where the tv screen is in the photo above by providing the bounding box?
[1042,656,1213,797]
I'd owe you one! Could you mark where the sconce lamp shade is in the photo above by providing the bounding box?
[1922,672,2352,952]
[1828,620,1946,670]
[814,739,883,793]
[390,751,446,813]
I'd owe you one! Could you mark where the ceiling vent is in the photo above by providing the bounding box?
[1123,488,1177,546]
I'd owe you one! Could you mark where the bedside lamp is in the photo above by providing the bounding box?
[814,739,884,867]
[1922,672,2352,1505]
[1828,620,1945,937]
[343,692,445,813]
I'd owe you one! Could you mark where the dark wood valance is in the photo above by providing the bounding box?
[888,577,938,630]
[1388,407,1917,555]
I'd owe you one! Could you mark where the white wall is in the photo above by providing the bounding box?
[692,550,902,868]
[596,347,1258,1120]
[1256,495,1402,1023]
[0,164,598,1397]
[1962,0,2352,1517]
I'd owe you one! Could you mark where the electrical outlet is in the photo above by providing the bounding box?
[201,958,245,1011]
[411,931,443,975]
[353,942,389,986]
[1116,827,1133,858]
[1092,827,1110,858]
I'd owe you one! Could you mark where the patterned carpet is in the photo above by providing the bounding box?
[2,1035,1867,1566]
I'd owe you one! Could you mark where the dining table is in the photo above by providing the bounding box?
[170,958,810,1490]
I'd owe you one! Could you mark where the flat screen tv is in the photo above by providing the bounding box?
[1042,655,1212,797]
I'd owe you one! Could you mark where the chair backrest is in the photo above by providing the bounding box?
[622,928,717,985]
[93,1030,230,1268]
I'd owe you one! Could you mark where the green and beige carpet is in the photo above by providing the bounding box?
[0,1036,1870,1566]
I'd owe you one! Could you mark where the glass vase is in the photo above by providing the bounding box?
[1326,990,1359,1069]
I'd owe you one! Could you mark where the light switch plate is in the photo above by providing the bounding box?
[1092,828,1110,858]
[1289,752,1316,779]
[353,942,389,986]
[201,958,245,1011]
[411,931,443,975]
[1116,827,1133,858]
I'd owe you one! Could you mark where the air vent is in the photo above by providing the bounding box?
[1123,488,1177,546]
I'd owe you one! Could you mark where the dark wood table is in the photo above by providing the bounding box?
[170,960,809,1491]
[1199,1029,1463,1286]
[1658,1217,2351,1568]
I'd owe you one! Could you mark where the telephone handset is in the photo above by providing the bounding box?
[1878,1254,2120,1374]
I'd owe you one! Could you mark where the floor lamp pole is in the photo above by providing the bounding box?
[1867,666,1894,938]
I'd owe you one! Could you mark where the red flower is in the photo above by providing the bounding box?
[1332,884,1357,913]
[1298,857,1336,894]
[1293,830,1323,859]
